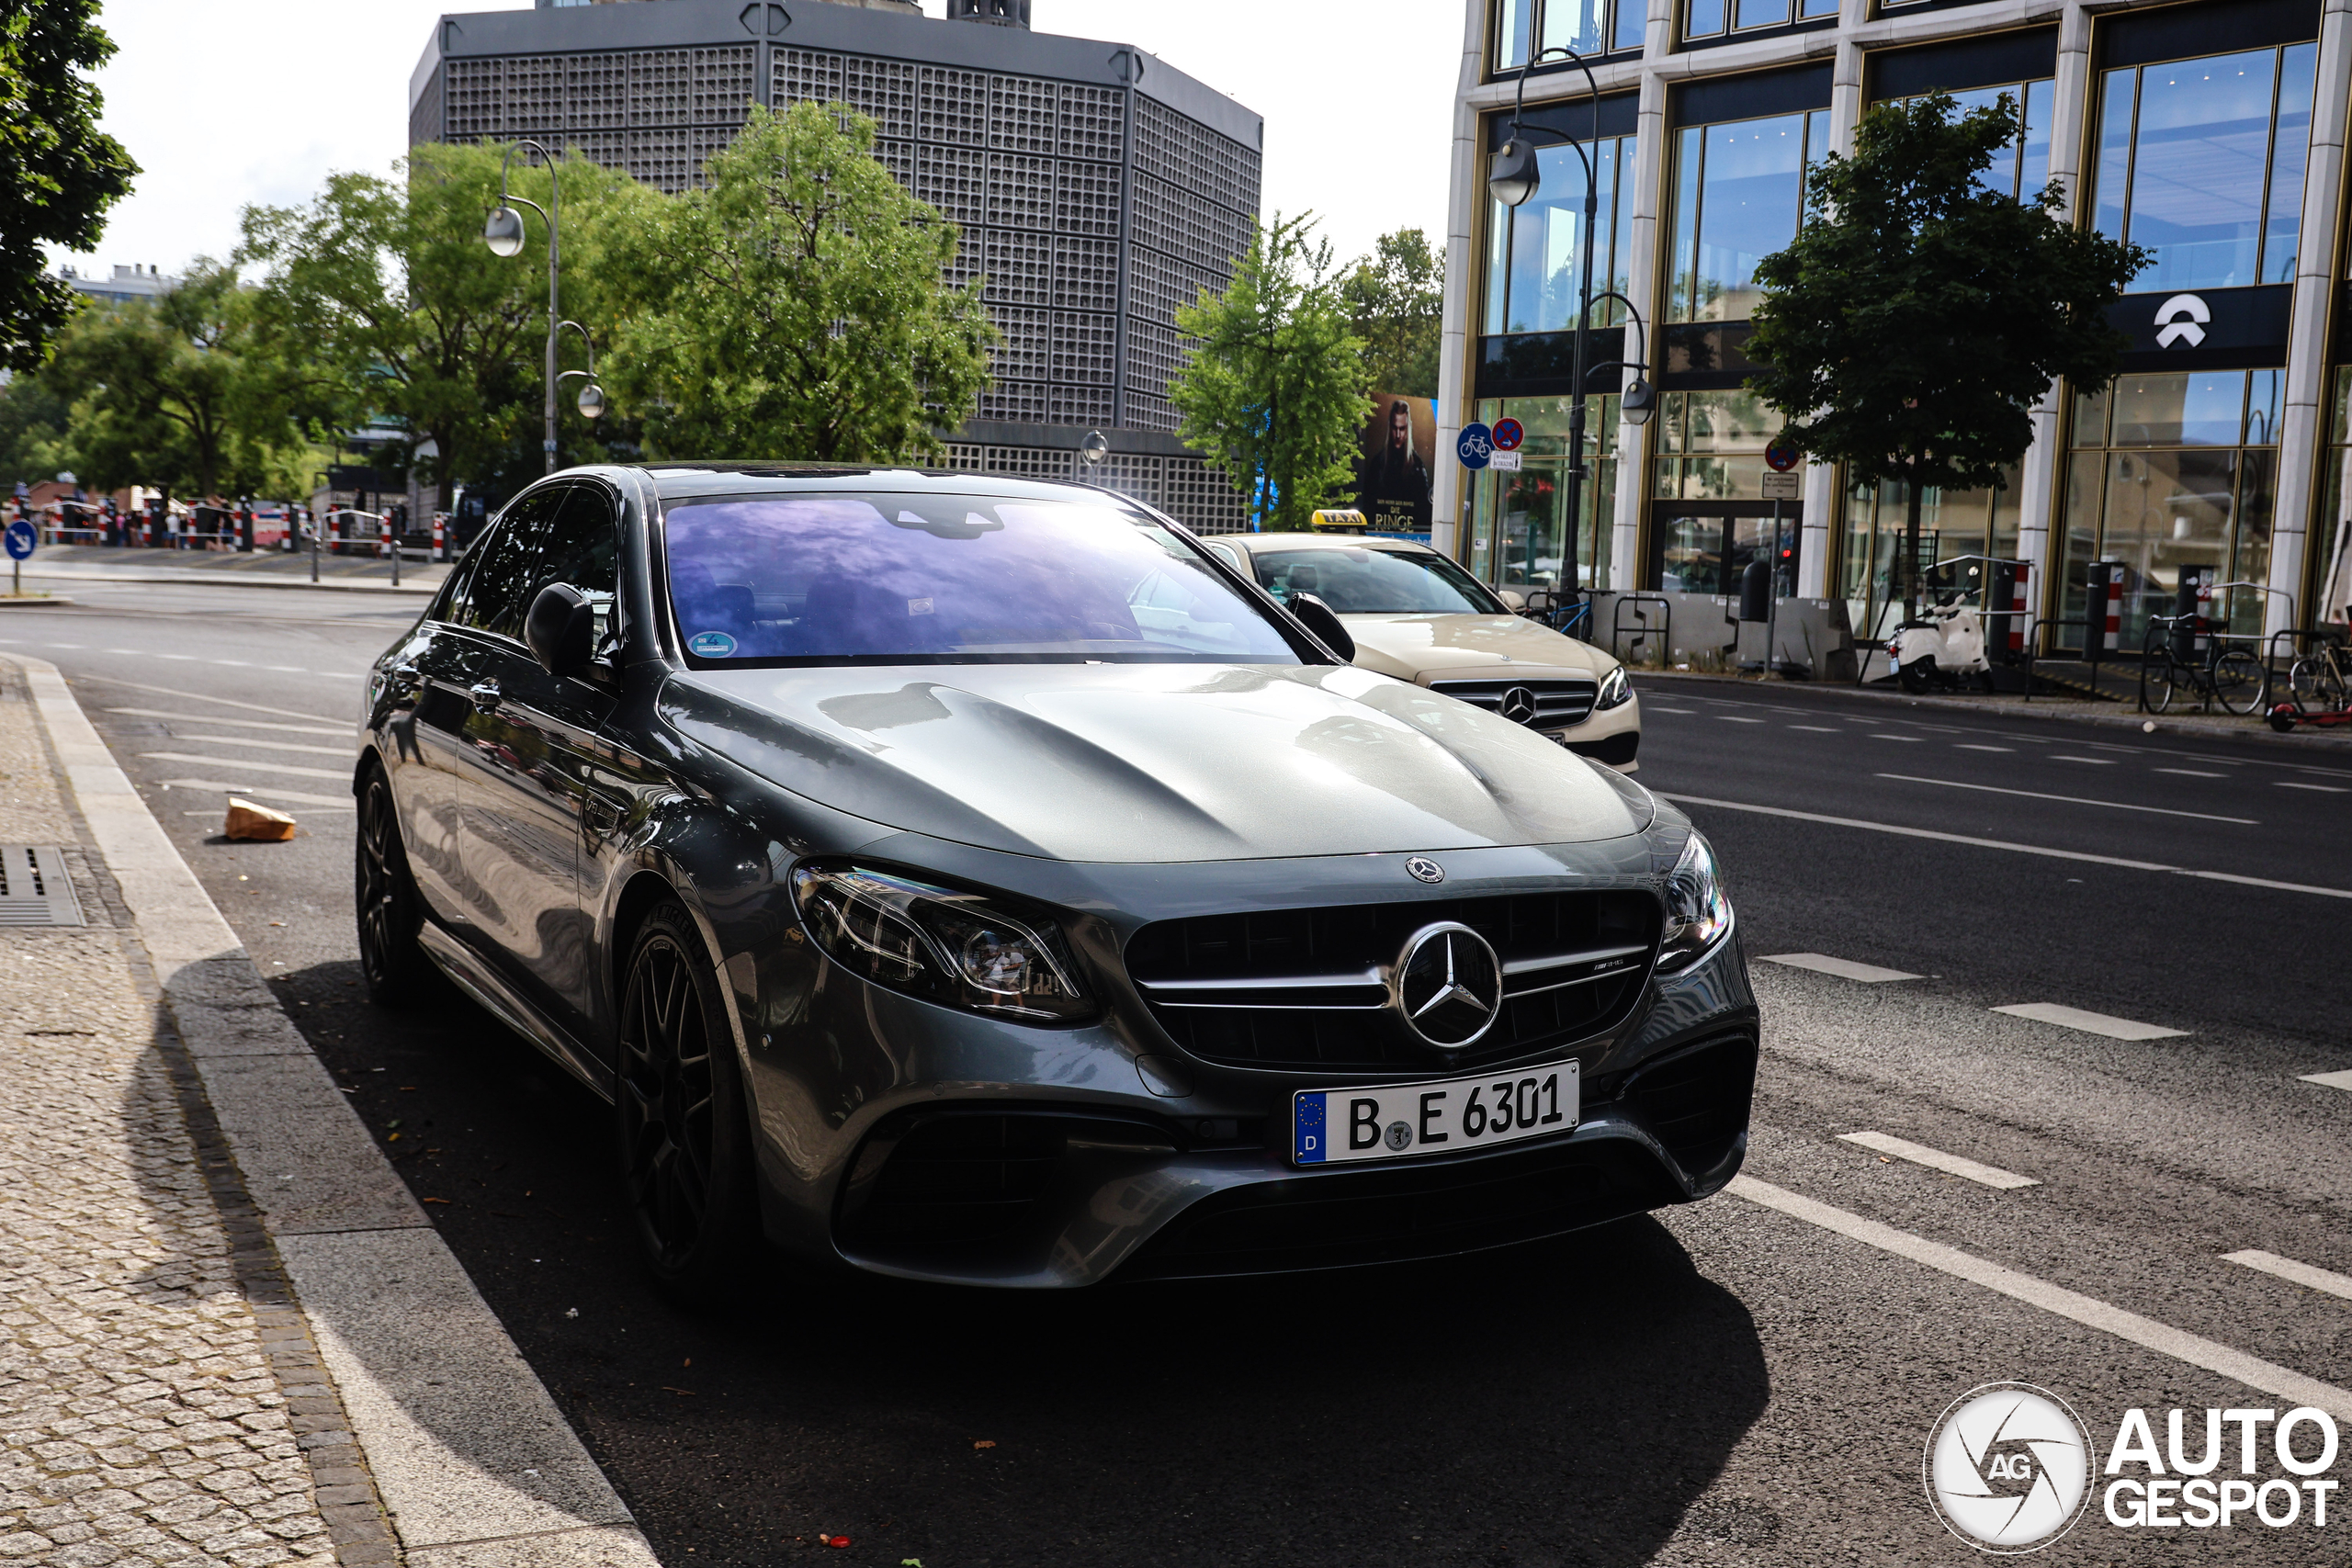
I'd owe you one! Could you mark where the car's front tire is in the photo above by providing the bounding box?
[615,901,760,1301]
[355,763,431,1007]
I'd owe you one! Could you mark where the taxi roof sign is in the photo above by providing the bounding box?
[1308,509,1368,533]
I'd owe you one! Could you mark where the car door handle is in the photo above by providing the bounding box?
[469,681,503,712]
[393,663,420,682]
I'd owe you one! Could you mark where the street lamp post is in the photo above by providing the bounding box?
[1488,48,1654,604]
[484,141,606,476]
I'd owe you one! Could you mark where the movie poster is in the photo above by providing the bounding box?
[1354,392,1437,535]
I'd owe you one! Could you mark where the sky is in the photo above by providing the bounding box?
[53,0,1459,283]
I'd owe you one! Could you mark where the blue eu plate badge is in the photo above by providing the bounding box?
[687,630,737,658]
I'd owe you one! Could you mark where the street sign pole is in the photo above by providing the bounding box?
[1760,443,1803,679]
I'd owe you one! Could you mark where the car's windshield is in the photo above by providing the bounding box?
[1251,546,1505,615]
[662,493,1302,665]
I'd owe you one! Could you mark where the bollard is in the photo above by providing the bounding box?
[431,513,447,563]
[2008,562,2030,655]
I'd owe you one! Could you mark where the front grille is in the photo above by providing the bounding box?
[1429,677,1597,729]
[1126,892,1660,1074]
[1623,1034,1757,1178]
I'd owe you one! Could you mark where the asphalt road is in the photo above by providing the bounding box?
[12,574,2352,1567]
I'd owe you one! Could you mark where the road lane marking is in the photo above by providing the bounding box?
[65,675,343,725]
[2278,781,2350,794]
[1955,744,2014,752]
[1759,953,1920,983]
[2157,768,2227,778]
[156,778,356,808]
[1837,1131,2039,1190]
[1991,1002,2186,1040]
[1655,793,2352,900]
[1788,725,1838,732]
[1718,716,1767,723]
[1874,773,2258,826]
[1729,1176,2352,1421]
[2051,754,2120,764]
[107,708,345,737]
[1648,705,1696,714]
[141,751,350,781]
[2223,1250,2352,1303]
[1870,734,1925,741]
[2300,1070,2352,1092]
[175,734,353,758]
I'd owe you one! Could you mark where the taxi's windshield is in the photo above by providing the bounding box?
[1251,546,1505,615]
[662,493,1302,665]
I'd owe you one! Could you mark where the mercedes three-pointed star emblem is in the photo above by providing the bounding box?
[1392,921,1504,1051]
[1498,686,1539,726]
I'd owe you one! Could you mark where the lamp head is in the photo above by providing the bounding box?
[576,382,606,421]
[1079,430,1108,467]
[1621,377,1656,426]
[483,206,526,258]
[1488,138,1541,209]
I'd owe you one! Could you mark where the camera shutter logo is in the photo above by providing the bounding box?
[2154,293,2211,349]
[1391,922,1503,1050]
[1924,1383,2095,1552]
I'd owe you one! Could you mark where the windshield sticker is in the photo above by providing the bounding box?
[687,630,738,658]
[908,597,935,616]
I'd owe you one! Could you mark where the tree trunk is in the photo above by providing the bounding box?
[1903,470,1925,623]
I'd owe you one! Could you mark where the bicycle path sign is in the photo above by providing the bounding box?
[1457,422,1493,469]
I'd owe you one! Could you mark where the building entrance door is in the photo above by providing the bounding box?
[1650,504,1800,597]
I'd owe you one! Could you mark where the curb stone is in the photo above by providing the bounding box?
[13,565,436,595]
[3,654,660,1568]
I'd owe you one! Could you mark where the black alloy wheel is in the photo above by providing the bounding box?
[616,901,758,1299]
[355,766,429,1005]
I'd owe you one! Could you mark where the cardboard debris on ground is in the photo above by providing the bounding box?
[224,797,298,841]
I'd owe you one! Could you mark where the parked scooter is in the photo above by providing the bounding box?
[1887,592,1995,694]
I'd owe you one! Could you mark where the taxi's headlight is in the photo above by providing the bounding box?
[790,864,1092,1023]
[1595,665,1633,711]
[1657,832,1732,973]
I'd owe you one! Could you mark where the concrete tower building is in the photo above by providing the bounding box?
[410,0,1259,530]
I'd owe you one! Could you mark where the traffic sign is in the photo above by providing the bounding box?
[1457,422,1493,470]
[3,520,34,560]
[1491,417,1524,452]
[1489,451,1523,472]
[1765,441,1802,473]
[1760,472,1801,500]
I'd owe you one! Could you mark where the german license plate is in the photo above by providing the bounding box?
[1292,1062,1579,1166]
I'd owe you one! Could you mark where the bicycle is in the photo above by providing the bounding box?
[2139,615,2267,716]
[2287,635,2351,713]
[1517,587,1593,641]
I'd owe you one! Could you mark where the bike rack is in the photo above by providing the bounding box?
[1610,594,1672,666]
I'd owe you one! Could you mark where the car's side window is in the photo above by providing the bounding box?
[532,485,618,639]
[462,486,571,639]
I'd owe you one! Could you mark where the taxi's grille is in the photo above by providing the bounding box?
[1126,891,1660,1075]
[1429,677,1598,729]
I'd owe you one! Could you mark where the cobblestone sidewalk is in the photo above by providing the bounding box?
[0,666,367,1566]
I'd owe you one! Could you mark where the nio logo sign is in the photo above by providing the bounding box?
[1925,1383,2095,1552]
[1405,856,1445,884]
[1498,686,1539,725]
[2154,293,2211,349]
[1392,921,1503,1051]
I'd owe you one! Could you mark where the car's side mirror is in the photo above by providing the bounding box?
[524,582,597,677]
[1289,592,1355,663]
[1497,588,1528,612]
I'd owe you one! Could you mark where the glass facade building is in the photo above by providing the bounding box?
[1439,0,2350,659]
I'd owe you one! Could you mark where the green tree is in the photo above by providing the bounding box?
[240,145,650,511]
[1340,228,1445,398]
[1171,212,1372,530]
[44,265,310,499]
[1,0,137,371]
[591,102,992,462]
[0,372,71,488]
[1747,93,2146,617]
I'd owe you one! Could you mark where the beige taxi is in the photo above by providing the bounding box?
[1204,531,1641,770]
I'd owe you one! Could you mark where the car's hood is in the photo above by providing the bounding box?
[1340,613,1612,682]
[663,662,1649,863]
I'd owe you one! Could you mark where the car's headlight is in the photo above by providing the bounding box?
[1657,832,1732,974]
[1595,664,1633,711]
[789,864,1093,1023]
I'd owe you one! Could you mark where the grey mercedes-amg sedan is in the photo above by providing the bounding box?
[356,464,1756,1295]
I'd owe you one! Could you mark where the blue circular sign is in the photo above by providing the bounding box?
[1491,417,1525,452]
[1765,441,1802,473]
[1457,422,1493,470]
[3,520,34,561]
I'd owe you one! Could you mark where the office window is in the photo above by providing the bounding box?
[2089,42,2317,292]
[1497,0,1645,70]
[1664,109,1830,323]
[1684,0,1837,42]
[1465,394,1624,590]
[1884,80,2053,202]
[2322,368,2352,626]
[2059,369,2282,647]
[1483,133,1636,334]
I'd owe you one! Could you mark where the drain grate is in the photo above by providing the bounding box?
[0,845,85,927]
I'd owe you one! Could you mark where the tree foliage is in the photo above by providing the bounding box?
[1340,228,1445,398]
[0,372,70,488]
[0,0,137,372]
[1171,213,1373,530]
[590,102,993,463]
[240,144,650,509]
[1746,93,2147,612]
[41,265,312,499]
